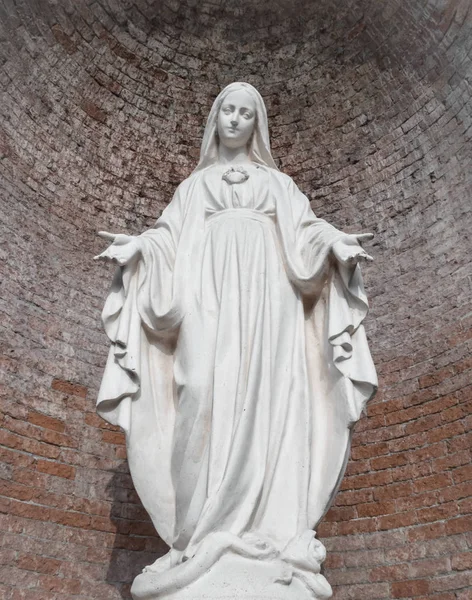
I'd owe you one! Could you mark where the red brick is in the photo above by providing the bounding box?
[412,472,453,494]
[416,502,458,524]
[17,554,61,575]
[355,413,386,432]
[80,99,107,124]
[51,379,87,398]
[315,521,337,538]
[38,575,81,595]
[341,470,392,491]
[377,510,417,531]
[392,579,430,597]
[0,447,35,469]
[452,464,472,484]
[324,552,344,569]
[36,460,75,480]
[432,450,470,472]
[331,582,390,599]
[448,431,472,453]
[101,430,126,445]
[419,367,454,389]
[396,491,438,512]
[27,412,65,433]
[370,563,409,582]
[51,24,78,55]
[428,421,465,443]
[40,429,78,448]
[374,481,413,501]
[89,516,118,533]
[351,441,389,460]
[392,462,432,483]
[445,516,471,536]
[368,397,404,416]
[414,595,455,600]
[335,488,374,506]
[12,468,48,489]
[404,413,442,435]
[357,500,395,518]
[371,453,408,471]
[457,495,472,513]
[407,522,446,541]
[438,481,472,503]
[431,571,472,592]
[48,508,91,529]
[8,499,51,522]
[388,432,428,453]
[342,548,386,568]
[407,442,447,464]
[0,430,60,460]
[84,412,120,430]
[337,517,377,535]
[127,521,158,536]
[116,533,148,552]
[10,590,50,600]
[0,480,35,502]
[324,505,357,522]
[115,445,127,459]
[451,552,472,571]
[408,557,450,578]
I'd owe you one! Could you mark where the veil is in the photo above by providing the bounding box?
[193,82,279,172]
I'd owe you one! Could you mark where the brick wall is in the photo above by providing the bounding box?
[1,1,471,598]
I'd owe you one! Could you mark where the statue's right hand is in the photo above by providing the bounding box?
[93,231,142,266]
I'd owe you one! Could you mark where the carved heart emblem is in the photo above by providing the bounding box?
[222,166,250,185]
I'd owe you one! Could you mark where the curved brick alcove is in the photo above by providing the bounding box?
[1,1,471,599]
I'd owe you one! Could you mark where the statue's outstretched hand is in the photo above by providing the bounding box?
[94,231,142,266]
[332,233,374,266]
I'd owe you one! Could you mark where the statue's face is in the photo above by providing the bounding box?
[217,89,256,150]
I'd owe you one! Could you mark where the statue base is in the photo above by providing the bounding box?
[131,552,332,600]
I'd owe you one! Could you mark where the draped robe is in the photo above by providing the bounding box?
[97,164,377,590]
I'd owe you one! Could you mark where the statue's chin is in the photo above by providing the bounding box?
[131,551,332,600]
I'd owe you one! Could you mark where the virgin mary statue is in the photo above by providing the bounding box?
[95,82,377,600]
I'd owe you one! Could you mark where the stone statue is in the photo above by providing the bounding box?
[95,82,377,600]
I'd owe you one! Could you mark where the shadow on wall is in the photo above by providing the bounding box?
[105,464,170,599]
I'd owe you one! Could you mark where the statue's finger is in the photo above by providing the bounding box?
[354,233,374,243]
[113,234,132,246]
[356,253,374,262]
[93,248,114,261]
[97,231,117,241]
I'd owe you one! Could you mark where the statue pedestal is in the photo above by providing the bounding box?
[131,553,332,600]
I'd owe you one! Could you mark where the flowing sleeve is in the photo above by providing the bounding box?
[282,176,377,422]
[96,179,191,544]
[97,181,186,428]
[275,173,378,526]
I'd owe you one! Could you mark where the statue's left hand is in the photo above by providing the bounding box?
[332,233,374,266]
[93,231,142,266]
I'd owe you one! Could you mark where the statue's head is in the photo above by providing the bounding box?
[216,87,257,151]
[194,82,278,172]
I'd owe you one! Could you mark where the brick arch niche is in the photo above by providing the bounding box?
[1,1,471,598]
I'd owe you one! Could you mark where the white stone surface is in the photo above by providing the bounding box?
[95,82,377,600]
